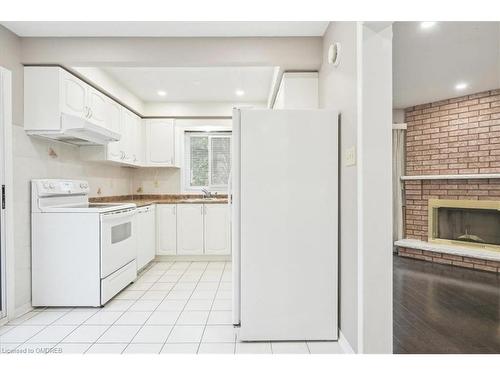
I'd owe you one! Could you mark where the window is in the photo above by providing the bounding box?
[184,131,231,191]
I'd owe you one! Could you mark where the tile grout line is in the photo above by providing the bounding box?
[8,307,79,350]
[197,261,228,354]
[119,260,178,354]
[47,267,163,352]
[80,260,174,353]
[158,260,210,354]
[2,261,236,354]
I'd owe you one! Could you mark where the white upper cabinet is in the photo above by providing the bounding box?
[120,108,143,165]
[81,106,144,167]
[120,109,134,164]
[145,119,175,167]
[27,67,180,168]
[106,99,122,134]
[87,86,108,129]
[58,68,110,127]
[106,100,124,162]
[60,71,88,118]
[204,204,231,255]
[157,204,177,255]
[24,66,119,140]
[177,204,204,255]
[273,72,319,109]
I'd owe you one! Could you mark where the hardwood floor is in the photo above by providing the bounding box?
[393,255,500,353]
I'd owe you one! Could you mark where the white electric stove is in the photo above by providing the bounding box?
[31,179,138,307]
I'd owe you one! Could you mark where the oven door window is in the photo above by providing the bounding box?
[111,222,132,244]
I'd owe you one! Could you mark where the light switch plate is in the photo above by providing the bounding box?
[345,146,356,166]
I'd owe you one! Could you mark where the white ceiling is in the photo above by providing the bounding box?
[393,21,500,108]
[0,21,329,37]
[99,66,275,102]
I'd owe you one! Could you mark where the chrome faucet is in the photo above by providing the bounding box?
[201,188,212,198]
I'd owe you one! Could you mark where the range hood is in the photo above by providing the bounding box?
[25,114,121,146]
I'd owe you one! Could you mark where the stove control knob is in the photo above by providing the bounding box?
[48,183,55,190]
[80,183,88,189]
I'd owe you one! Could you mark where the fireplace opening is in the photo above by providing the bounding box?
[437,207,500,245]
[429,199,500,252]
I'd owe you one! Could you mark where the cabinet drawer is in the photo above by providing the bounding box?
[101,260,137,305]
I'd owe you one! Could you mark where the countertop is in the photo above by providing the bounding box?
[90,194,228,207]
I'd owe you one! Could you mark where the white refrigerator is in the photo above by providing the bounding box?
[231,108,339,341]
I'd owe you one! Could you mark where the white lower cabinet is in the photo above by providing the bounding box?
[177,204,205,255]
[136,205,156,270]
[155,203,230,256]
[204,204,231,255]
[157,204,177,255]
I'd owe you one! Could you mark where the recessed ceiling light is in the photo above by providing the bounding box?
[455,82,468,90]
[420,21,437,29]
[235,89,245,97]
[157,90,167,97]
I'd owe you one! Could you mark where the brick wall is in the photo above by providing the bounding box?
[398,247,500,273]
[401,90,500,273]
[404,179,500,241]
[405,89,500,176]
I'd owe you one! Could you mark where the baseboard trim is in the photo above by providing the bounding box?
[155,255,231,262]
[339,330,355,354]
[0,316,8,326]
[14,303,33,319]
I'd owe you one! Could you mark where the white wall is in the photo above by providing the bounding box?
[0,25,23,126]
[392,109,405,123]
[143,101,266,117]
[0,25,134,314]
[20,37,323,71]
[358,22,393,354]
[319,22,393,354]
[319,21,360,353]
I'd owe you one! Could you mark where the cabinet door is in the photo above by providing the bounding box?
[137,206,156,270]
[87,87,108,128]
[177,204,204,255]
[147,120,175,166]
[60,71,88,118]
[107,100,123,162]
[132,116,144,165]
[157,204,177,255]
[120,109,134,164]
[204,204,231,255]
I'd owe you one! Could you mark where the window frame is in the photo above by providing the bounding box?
[184,131,232,193]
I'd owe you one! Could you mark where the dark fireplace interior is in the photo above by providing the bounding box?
[436,207,500,246]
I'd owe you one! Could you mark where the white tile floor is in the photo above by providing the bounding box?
[0,261,343,354]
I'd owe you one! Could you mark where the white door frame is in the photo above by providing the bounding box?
[0,66,14,324]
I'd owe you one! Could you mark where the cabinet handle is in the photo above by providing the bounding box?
[88,108,93,119]
[170,158,174,165]
[173,205,176,215]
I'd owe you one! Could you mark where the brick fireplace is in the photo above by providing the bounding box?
[396,89,500,273]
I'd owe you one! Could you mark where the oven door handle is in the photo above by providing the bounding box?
[101,208,137,222]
